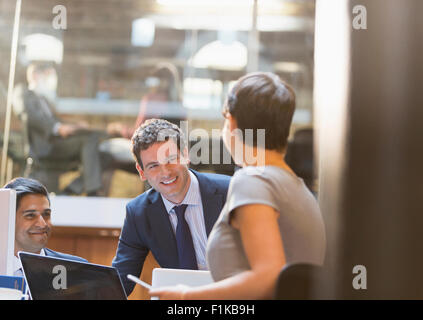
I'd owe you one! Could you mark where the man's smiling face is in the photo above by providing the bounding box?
[136,139,191,204]
[15,194,52,255]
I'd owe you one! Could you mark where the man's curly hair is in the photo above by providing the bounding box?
[131,119,186,169]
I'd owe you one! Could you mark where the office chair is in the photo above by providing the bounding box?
[285,128,315,192]
[274,263,324,300]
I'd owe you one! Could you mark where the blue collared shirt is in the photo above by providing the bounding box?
[161,171,208,270]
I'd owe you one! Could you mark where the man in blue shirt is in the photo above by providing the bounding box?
[3,177,87,278]
[112,119,230,296]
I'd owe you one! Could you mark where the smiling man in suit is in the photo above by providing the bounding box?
[3,177,87,278]
[112,119,230,296]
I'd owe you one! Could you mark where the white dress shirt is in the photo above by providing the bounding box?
[13,248,46,277]
[13,249,46,299]
[161,171,208,270]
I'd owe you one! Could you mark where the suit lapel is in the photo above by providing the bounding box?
[145,191,179,267]
[144,171,224,267]
[192,170,224,236]
[37,95,55,119]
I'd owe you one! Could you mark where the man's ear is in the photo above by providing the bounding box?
[226,113,238,132]
[136,163,147,181]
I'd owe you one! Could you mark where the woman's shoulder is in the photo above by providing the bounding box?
[229,166,278,197]
[232,166,291,183]
[230,167,263,186]
[233,166,265,179]
[230,166,304,200]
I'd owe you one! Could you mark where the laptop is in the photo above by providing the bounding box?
[18,252,127,300]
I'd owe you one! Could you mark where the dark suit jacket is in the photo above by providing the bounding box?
[44,248,88,263]
[112,170,230,295]
[23,89,60,157]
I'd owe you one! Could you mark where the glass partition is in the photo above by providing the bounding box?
[0,0,21,186]
[1,0,316,197]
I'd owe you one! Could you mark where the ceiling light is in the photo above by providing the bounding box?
[131,18,155,47]
[22,33,63,64]
[190,40,247,71]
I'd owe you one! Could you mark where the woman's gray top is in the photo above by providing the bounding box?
[206,166,326,281]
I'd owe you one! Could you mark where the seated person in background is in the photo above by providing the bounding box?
[102,65,186,166]
[112,119,230,296]
[107,64,184,140]
[150,72,326,300]
[3,177,87,277]
[24,62,103,196]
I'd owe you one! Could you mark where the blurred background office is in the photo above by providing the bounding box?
[0,0,316,197]
[0,0,317,300]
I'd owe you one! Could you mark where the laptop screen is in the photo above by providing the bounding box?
[19,252,127,300]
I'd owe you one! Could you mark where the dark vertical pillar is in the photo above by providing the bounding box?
[315,0,423,299]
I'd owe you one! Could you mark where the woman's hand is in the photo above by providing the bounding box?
[149,284,190,300]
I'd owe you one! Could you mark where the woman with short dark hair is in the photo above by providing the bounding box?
[150,72,326,299]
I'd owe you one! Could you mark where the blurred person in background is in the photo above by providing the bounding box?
[23,62,103,196]
[101,65,186,166]
[107,64,184,139]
